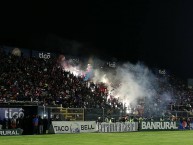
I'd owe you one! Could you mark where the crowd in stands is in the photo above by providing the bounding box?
[0,49,121,110]
[1,47,193,119]
[141,74,193,118]
[169,77,193,111]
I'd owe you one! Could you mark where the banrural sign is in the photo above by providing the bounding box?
[0,129,23,136]
[141,121,178,130]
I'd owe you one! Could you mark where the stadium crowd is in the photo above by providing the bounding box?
[1,47,193,117]
[0,48,121,110]
[1,47,193,134]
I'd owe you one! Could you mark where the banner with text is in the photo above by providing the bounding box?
[0,108,24,120]
[0,129,23,136]
[98,122,138,132]
[51,121,97,134]
[32,50,56,59]
[140,121,178,130]
[190,123,193,130]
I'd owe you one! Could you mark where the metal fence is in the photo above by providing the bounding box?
[84,108,125,122]
[37,105,193,122]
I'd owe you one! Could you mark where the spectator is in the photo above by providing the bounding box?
[32,115,39,134]
[43,117,48,134]
[38,116,43,134]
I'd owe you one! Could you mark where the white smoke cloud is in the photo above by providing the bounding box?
[115,63,156,102]
[59,55,173,117]
[92,62,158,106]
[91,62,173,117]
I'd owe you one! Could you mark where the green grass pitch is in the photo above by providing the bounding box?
[0,131,193,145]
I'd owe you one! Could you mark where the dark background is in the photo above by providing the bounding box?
[0,1,193,78]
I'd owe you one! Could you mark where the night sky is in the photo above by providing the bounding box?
[0,1,193,78]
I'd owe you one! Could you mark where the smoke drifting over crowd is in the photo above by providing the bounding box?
[59,55,173,117]
[93,62,173,117]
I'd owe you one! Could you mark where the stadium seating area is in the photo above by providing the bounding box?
[1,47,193,118]
[0,49,121,110]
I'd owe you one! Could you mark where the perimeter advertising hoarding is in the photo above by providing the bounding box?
[0,108,24,120]
[0,129,23,136]
[98,122,138,132]
[51,121,97,134]
[140,121,178,130]
[190,123,193,129]
[0,106,38,121]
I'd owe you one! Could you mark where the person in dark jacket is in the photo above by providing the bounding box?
[43,117,48,134]
[38,116,43,134]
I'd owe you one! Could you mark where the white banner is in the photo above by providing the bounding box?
[52,121,97,134]
[141,122,178,130]
[190,123,193,130]
[98,122,138,132]
[0,129,23,136]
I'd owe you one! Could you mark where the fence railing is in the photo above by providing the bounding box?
[38,106,193,122]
